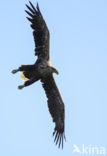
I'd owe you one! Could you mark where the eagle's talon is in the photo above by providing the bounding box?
[18,85,25,90]
[12,69,19,74]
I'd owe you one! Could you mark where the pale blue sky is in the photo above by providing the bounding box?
[0,0,107,155]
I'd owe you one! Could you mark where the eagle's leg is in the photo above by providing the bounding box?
[12,65,35,74]
[19,65,35,71]
[12,69,19,74]
[18,77,39,89]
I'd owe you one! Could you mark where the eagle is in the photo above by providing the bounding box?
[12,1,65,149]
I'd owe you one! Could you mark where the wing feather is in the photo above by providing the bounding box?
[25,1,50,61]
[41,75,65,149]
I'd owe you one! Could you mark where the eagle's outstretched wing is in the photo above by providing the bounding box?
[25,2,65,148]
[41,75,65,149]
[25,1,50,61]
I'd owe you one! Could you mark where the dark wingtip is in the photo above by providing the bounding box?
[37,2,39,9]
[26,17,33,23]
[29,1,32,6]
[36,2,41,13]
[26,4,35,14]
[64,134,66,142]
[29,1,37,12]
[25,10,34,18]
[53,130,66,149]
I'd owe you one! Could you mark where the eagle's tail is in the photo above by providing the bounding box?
[20,71,29,82]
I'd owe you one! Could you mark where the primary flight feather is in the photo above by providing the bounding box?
[12,1,65,149]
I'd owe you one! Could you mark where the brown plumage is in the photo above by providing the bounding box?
[12,1,65,149]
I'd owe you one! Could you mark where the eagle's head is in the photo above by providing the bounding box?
[51,67,59,75]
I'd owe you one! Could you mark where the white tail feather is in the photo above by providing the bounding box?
[19,71,29,82]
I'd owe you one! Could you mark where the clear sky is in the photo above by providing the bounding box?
[0,0,107,155]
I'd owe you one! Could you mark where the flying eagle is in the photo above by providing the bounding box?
[12,1,65,149]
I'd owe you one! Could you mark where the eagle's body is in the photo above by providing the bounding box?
[20,61,52,81]
[12,1,65,149]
